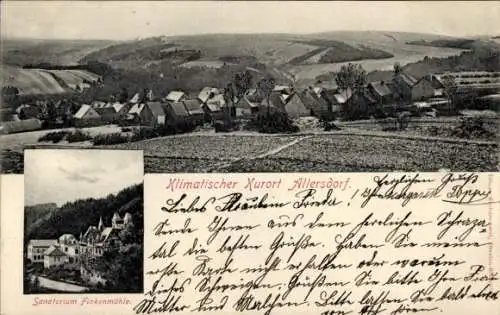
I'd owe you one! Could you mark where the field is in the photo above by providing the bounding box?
[1,116,498,174]
[104,129,498,173]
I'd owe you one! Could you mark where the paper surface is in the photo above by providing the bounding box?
[2,172,499,315]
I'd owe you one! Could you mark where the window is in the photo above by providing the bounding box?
[75,249,79,254]
[65,247,68,252]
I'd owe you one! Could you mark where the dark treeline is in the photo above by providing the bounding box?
[25,183,143,243]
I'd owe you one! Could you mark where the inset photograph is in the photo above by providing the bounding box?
[23,149,144,294]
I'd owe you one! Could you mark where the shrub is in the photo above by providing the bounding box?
[450,117,495,139]
[92,133,130,145]
[38,131,69,143]
[250,111,300,134]
[322,121,340,131]
[66,129,92,143]
[130,127,160,142]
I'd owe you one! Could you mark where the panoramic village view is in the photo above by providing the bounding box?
[23,150,144,294]
[1,2,499,173]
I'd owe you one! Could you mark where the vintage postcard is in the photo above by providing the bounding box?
[1,1,499,315]
[0,1,498,173]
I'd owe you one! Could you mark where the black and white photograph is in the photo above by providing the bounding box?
[23,149,144,294]
[1,1,498,173]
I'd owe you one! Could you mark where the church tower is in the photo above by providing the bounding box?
[98,216,104,231]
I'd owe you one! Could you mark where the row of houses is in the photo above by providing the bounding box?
[4,71,499,133]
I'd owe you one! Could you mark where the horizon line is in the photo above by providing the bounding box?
[3,29,488,42]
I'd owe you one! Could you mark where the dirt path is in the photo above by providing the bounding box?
[33,275,88,292]
[204,135,312,172]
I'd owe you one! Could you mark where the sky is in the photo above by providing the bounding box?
[24,150,143,206]
[1,1,499,40]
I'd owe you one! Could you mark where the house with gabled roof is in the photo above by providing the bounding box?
[73,104,103,127]
[44,245,68,269]
[92,103,116,123]
[392,72,418,101]
[281,93,311,119]
[126,102,166,126]
[165,101,191,125]
[182,99,205,124]
[79,213,132,259]
[300,88,332,118]
[235,95,260,117]
[165,91,186,103]
[367,81,397,104]
[198,87,221,104]
[27,239,58,263]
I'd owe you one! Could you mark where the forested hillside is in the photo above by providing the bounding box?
[25,183,143,242]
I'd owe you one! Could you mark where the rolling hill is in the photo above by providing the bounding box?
[1,31,482,95]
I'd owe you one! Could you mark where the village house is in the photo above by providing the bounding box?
[182,99,205,124]
[367,81,397,105]
[322,88,352,115]
[411,74,446,101]
[198,87,222,104]
[235,95,260,117]
[279,93,310,119]
[92,102,117,123]
[165,101,191,126]
[165,91,186,103]
[79,213,132,259]
[126,102,166,126]
[299,88,332,118]
[234,88,263,117]
[27,239,58,263]
[44,245,69,269]
[58,234,80,263]
[73,104,103,127]
[392,72,418,101]
[201,100,225,121]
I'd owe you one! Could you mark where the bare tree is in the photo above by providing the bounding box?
[335,63,367,119]
[258,76,275,117]
[441,75,458,112]
[393,62,402,76]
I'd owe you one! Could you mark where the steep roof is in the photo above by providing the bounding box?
[394,72,417,87]
[261,93,286,109]
[170,102,190,117]
[146,102,166,118]
[74,104,99,119]
[198,87,221,103]
[183,99,204,115]
[300,89,330,114]
[112,102,125,113]
[128,103,145,115]
[166,91,185,102]
[45,245,67,257]
[28,239,58,247]
[368,81,395,97]
[129,93,140,104]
